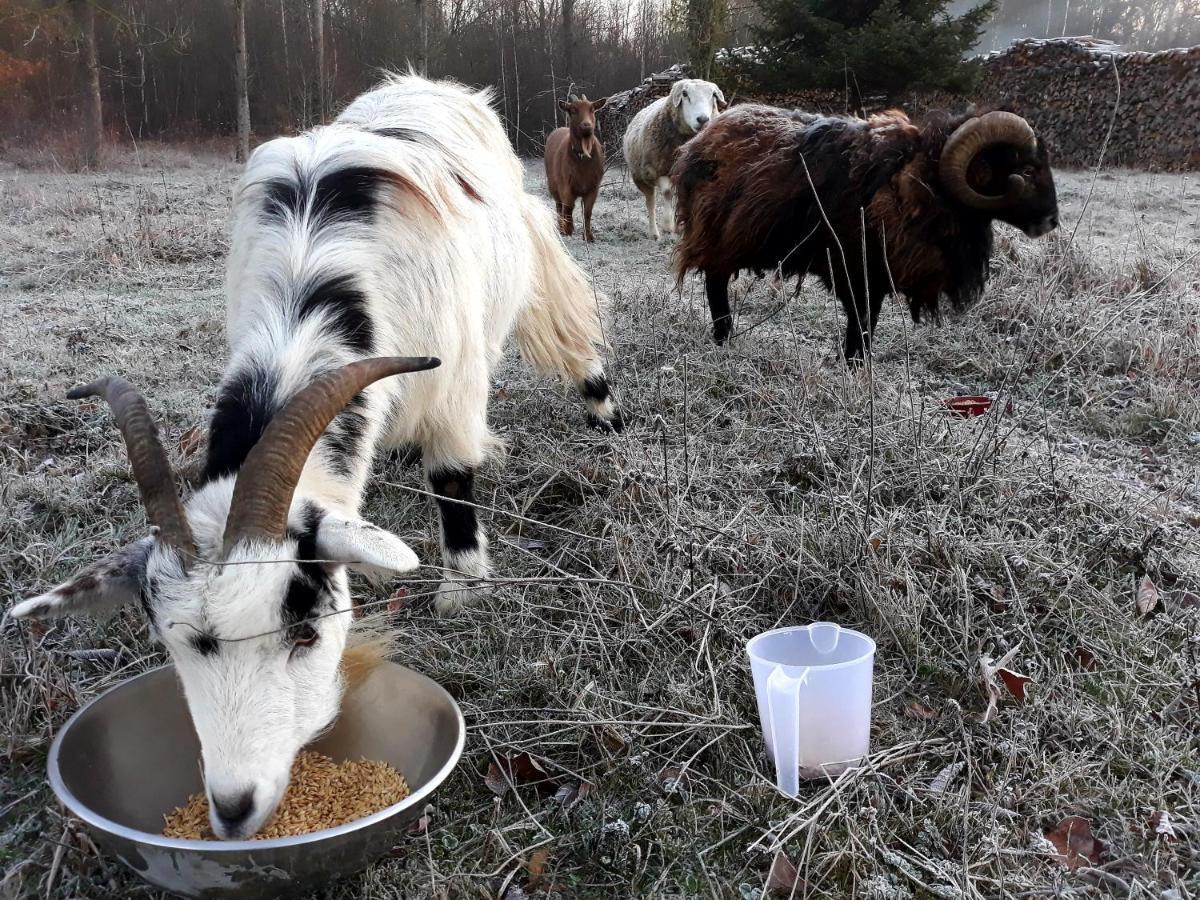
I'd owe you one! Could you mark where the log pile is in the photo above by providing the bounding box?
[975,38,1200,170]
[597,38,1200,171]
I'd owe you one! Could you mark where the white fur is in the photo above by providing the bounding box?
[622,79,725,240]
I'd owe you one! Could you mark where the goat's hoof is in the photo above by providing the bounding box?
[586,409,624,433]
[434,579,489,615]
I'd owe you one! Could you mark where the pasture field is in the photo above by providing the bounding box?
[1,150,1198,899]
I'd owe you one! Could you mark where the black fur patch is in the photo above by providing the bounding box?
[429,466,479,554]
[283,503,329,629]
[371,127,421,142]
[189,632,219,656]
[322,392,369,479]
[296,273,375,354]
[259,166,388,226]
[579,375,610,403]
[202,365,280,484]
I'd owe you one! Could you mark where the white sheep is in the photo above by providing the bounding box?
[621,78,725,240]
[10,74,620,841]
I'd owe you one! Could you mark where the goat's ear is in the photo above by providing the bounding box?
[10,538,154,622]
[316,514,419,582]
[558,99,572,112]
[591,97,608,112]
[714,88,727,109]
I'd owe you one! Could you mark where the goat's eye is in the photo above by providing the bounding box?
[289,623,319,656]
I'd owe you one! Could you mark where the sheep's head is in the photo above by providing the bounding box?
[559,94,607,156]
[670,79,726,135]
[939,111,1059,238]
[10,357,439,839]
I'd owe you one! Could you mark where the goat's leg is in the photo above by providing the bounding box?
[838,281,884,364]
[657,177,676,235]
[561,196,576,237]
[582,188,598,243]
[423,414,490,613]
[637,182,659,240]
[554,199,569,236]
[705,271,734,344]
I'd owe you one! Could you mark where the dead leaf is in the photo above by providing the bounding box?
[386,588,409,613]
[485,752,557,799]
[1067,647,1098,671]
[1148,810,1178,842]
[515,536,548,552]
[177,425,205,458]
[997,668,1032,702]
[495,383,510,401]
[484,763,510,798]
[1136,574,1160,615]
[1175,591,1200,610]
[406,805,431,835]
[904,701,939,721]
[766,850,801,896]
[658,766,686,794]
[1045,816,1105,869]
[867,533,883,552]
[526,847,550,887]
[594,723,628,753]
[929,761,964,794]
[979,646,1029,722]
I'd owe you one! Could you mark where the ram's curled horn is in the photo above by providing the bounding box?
[67,376,198,568]
[939,111,1037,211]
[222,356,441,554]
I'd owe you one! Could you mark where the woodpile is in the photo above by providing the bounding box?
[975,38,1200,170]
[598,38,1200,171]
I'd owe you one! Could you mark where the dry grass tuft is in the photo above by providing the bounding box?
[0,153,1197,898]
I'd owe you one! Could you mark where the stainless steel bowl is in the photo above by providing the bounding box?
[48,661,464,899]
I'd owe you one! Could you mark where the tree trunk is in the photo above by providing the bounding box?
[234,0,251,162]
[312,0,326,121]
[72,0,103,167]
[416,0,428,76]
[561,0,574,80]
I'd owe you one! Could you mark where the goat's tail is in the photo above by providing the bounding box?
[515,195,621,430]
[515,196,607,383]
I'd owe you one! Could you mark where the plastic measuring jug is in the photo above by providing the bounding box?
[746,622,876,796]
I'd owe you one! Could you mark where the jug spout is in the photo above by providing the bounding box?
[765,666,808,798]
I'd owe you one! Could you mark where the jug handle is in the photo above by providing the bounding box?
[766,666,808,798]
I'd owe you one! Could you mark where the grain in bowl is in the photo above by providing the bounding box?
[162,751,410,840]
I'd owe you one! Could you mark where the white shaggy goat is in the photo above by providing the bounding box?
[622,78,725,240]
[10,75,619,840]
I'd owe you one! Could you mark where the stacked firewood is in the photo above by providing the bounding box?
[598,38,1200,171]
[975,38,1200,170]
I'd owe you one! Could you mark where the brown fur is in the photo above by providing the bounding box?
[672,103,1059,359]
[544,96,608,242]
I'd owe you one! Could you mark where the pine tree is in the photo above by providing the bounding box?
[735,0,996,98]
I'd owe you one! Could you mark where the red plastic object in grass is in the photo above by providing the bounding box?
[942,395,1012,417]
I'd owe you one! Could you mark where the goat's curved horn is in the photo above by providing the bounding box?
[939,111,1037,211]
[222,356,440,554]
[68,376,197,568]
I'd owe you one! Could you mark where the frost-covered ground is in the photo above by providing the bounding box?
[2,150,1198,898]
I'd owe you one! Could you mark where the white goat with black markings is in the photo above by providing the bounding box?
[10,75,620,840]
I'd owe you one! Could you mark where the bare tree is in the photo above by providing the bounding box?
[312,0,326,120]
[562,0,575,78]
[71,0,103,166]
[416,0,428,76]
[234,0,250,161]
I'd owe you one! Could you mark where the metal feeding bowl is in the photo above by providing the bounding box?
[48,661,464,899]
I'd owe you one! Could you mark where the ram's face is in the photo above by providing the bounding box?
[991,138,1059,238]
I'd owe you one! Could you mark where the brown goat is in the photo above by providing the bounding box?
[544,94,608,242]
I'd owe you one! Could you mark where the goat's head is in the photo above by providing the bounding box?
[670,79,726,135]
[11,357,439,839]
[939,111,1059,238]
[558,94,607,157]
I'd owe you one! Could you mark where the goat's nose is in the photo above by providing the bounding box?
[212,788,255,831]
[697,114,710,126]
